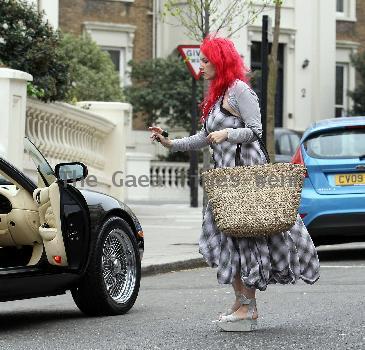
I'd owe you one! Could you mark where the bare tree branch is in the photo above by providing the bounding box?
[163,0,273,40]
[200,0,204,34]
[228,7,268,37]
[213,0,237,34]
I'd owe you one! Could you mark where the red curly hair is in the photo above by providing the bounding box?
[199,35,250,122]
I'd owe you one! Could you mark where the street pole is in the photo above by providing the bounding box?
[202,4,210,213]
[261,15,269,148]
[190,77,198,207]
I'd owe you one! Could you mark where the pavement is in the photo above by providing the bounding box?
[126,202,207,276]
[126,201,365,277]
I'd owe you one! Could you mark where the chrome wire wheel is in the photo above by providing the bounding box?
[102,228,137,304]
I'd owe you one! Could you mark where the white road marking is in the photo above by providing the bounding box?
[141,225,195,229]
[138,215,202,219]
[320,265,365,268]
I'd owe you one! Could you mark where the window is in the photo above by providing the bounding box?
[336,41,358,117]
[336,0,356,21]
[105,50,120,72]
[83,22,136,87]
[0,175,13,186]
[277,135,291,155]
[304,129,365,159]
[289,134,301,153]
[337,0,344,13]
[335,64,348,117]
[102,48,128,87]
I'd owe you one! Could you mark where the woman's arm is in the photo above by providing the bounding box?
[170,126,209,152]
[225,84,263,144]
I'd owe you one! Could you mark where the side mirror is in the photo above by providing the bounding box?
[55,162,88,183]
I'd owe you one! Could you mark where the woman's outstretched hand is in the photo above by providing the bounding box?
[207,129,228,145]
[149,126,172,148]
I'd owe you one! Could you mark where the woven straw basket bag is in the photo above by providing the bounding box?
[202,127,306,238]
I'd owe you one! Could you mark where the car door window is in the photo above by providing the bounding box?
[0,172,13,226]
[24,138,56,187]
[278,135,292,155]
[289,134,301,154]
[0,174,13,186]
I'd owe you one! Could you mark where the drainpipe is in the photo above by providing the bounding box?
[152,0,157,58]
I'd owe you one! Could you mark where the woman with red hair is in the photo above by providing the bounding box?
[149,35,319,332]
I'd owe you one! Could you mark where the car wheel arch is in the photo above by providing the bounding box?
[101,209,137,236]
[79,212,136,273]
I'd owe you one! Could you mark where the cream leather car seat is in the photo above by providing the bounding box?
[33,182,68,266]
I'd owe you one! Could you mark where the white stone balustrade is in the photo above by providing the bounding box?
[148,161,204,204]
[24,99,201,204]
[25,99,131,201]
[26,98,111,170]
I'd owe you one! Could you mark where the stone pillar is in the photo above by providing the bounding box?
[125,152,153,201]
[0,68,33,169]
[38,0,59,29]
[24,1,59,29]
[76,101,132,201]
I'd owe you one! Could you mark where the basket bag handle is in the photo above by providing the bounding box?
[204,121,271,167]
[236,129,271,165]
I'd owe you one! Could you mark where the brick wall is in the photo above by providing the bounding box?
[59,0,153,62]
[59,0,153,130]
[354,0,365,53]
[336,20,356,42]
[336,1,365,53]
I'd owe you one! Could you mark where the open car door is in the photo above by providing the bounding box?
[24,138,90,270]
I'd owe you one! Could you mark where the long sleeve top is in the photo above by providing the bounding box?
[171,80,262,154]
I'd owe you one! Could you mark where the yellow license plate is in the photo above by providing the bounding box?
[335,173,365,186]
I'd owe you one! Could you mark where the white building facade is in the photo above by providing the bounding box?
[155,0,358,132]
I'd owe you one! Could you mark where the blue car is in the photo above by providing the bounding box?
[292,117,365,246]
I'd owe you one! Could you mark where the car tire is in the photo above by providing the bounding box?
[71,216,141,316]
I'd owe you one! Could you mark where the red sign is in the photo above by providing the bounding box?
[177,45,202,80]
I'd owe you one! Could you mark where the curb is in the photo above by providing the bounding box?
[141,258,208,277]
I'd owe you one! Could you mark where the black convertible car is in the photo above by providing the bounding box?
[0,138,143,316]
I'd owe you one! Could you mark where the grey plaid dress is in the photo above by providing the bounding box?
[171,80,320,291]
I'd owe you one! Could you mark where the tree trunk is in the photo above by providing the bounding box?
[267,1,281,162]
